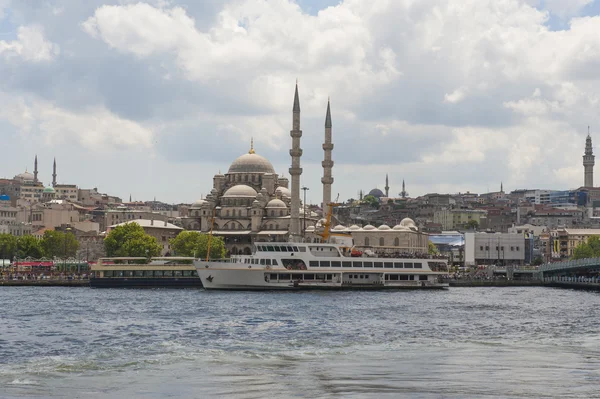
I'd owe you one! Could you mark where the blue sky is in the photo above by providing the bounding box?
[2,0,600,204]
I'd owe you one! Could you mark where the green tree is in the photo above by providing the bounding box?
[0,234,17,264]
[40,230,79,259]
[465,220,479,230]
[16,235,44,259]
[169,231,226,259]
[572,236,600,259]
[104,223,162,259]
[532,256,544,266]
[362,195,380,208]
[428,241,440,255]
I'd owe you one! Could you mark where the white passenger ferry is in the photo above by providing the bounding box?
[194,242,449,290]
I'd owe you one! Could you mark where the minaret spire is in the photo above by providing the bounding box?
[501,181,503,193]
[584,128,595,188]
[52,157,57,187]
[289,81,303,239]
[249,137,255,154]
[400,179,408,199]
[385,174,389,197]
[33,155,38,184]
[322,98,334,217]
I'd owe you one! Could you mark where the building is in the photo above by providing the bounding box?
[103,209,168,233]
[0,195,32,236]
[107,219,183,255]
[433,209,487,230]
[583,130,595,188]
[464,232,525,266]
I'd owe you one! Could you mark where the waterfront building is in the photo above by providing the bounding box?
[102,209,168,233]
[463,232,525,266]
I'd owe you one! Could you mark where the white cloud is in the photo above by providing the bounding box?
[0,25,59,62]
[444,87,467,104]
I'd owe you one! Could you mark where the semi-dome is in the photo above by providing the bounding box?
[228,153,275,174]
[378,224,391,230]
[266,198,287,208]
[363,224,376,230]
[222,184,257,198]
[368,188,384,198]
[191,199,206,208]
[275,186,291,198]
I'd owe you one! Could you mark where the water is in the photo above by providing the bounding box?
[1,287,599,398]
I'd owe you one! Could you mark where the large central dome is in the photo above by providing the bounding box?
[228,153,275,174]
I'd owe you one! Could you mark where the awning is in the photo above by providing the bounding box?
[255,231,289,235]
[212,230,251,235]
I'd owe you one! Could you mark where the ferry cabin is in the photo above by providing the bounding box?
[196,242,449,289]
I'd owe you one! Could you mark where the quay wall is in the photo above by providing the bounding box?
[1,279,89,287]
[447,280,544,288]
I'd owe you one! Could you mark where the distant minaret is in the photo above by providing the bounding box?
[52,158,57,187]
[359,189,364,201]
[385,174,389,197]
[289,82,303,238]
[322,98,334,217]
[129,194,132,202]
[501,182,503,193]
[400,179,408,199]
[33,155,38,184]
[584,127,595,188]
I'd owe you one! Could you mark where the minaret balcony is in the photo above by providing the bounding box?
[289,167,303,175]
[289,149,303,157]
[321,177,334,184]
[322,143,334,151]
[290,130,303,138]
[321,160,334,168]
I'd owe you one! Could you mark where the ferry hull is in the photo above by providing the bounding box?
[90,277,203,288]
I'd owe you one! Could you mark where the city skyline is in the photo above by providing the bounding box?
[2,1,600,204]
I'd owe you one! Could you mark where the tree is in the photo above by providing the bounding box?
[40,230,79,259]
[465,220,479,230]
[362,195,380,208]
[532,256,544,266]
[0,234,16,264]
[572,236,600,260]
[104,223,162,259]
[169,231,226,259]
[428,241,440,255]
[17,235,44,259]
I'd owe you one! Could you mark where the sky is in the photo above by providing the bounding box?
[2,0,600,205]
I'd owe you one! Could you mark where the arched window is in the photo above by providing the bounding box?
[226,210,230,217]
[394,237,399,247]
[365,237,370,246]
[269,224,273,230]
[279,210,283,216]
[252,175,256,182]
[244,175,248,182]
[379,237,385,246]
[270,210,274,216]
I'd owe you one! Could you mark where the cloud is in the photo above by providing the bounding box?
[0,25,59,62]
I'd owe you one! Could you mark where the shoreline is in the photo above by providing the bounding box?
[1,279,89,287]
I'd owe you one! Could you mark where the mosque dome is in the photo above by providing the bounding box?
[333,225,346,231]
[222,185,257,198]
[363,224,376,230]
[368,188,384,198]
[400,218,416,227]
[228,153,275,174]
[191,199,206,208]
[15,171,34,181]
[43,186,55,194]
[348,225,361,230]
[266,198,287,209]
[378,224,391,230]
[393,224,410,231]
[275,186,291,198]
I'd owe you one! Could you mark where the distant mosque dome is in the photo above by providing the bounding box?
[222,185,257,198]
[363,224,376,230]
[368,188,384,198]
[15,171,34,182]
[378,224,391,230]
[393,224,410,231]
[43,186,55,194]
[348,225,361,230]
[333,225,346,231]
[275,186,291,198]
[399,218,417,231]
[191,199,206,208]
[228,152,275,174]
[266,198,287,209]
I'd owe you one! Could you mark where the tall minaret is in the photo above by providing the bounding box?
[322,98,334,217]
[52,158,57,187]
[33,155,38,184]
[289,82,303,238]
[500,182,503,193]
[584,127,595,188]
[400,179,408,199]
[385,174,389,197]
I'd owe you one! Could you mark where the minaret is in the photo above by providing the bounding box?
[501,182,503,193]
[289,82,303,238]
[584,127,595,188]
[33,155,38,184]
[52,157,57,187]
[385,174,389,197]
[321,98,334,217]
[400,179,408,199]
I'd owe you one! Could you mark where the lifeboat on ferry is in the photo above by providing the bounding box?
[351,249,363,257]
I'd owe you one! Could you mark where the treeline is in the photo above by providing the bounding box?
[0,231,79,260]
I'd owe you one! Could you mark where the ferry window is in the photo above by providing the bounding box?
[353,261,362,267]
[134,270,144,277]
[272,260,278,266]
[331,261,341,267]
[154,270,163,277]
[399,275,409,280]
[183,270,192,277]
[104,270,113,277]
[287,246,294,252]
[192,271,198,277]
[404,262,413,268]
[413,263,422,269]
[394,262,403,268]
[410,275,415,280]
[390,274,399,281]
[359,275,364,279]
[309,261,319,267]
[326,274,332,280]
[342,261,351,267]
[266,259,271,266]
[274,246,281,252]
[279,273,291,280]
[126,271,134,277]
[304,274,315,280]
[143,270,153,277]
[270,273,278,280]
[267,246,275,251]
[282,259,306,270]
[299,247,306,252]
[174,270,183,277]
[363,262,373,268]
[419,275,427,281]
[260,259,266,265]
[374,262,383,268]
[293,246,299,252]
[163,270,173,277]
[320,261,331,267]
[384,262,393,268]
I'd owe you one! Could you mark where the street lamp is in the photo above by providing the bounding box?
[301,186,309,238]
